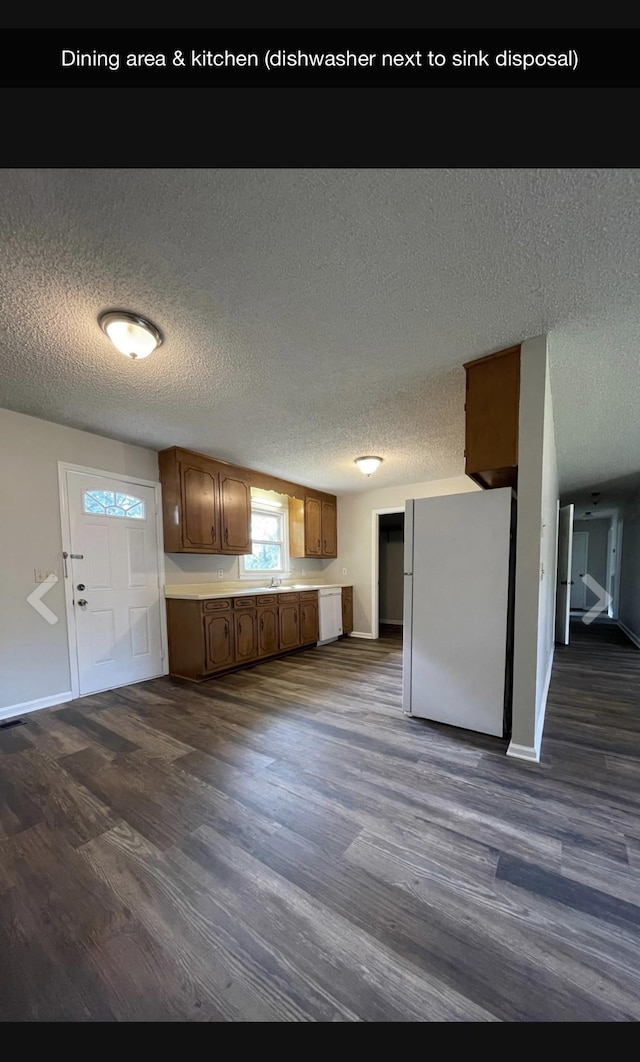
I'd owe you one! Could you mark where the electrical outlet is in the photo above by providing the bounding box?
[342,567,347,575]
[217,569,224,579]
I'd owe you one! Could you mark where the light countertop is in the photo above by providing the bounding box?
[164,583,351,601]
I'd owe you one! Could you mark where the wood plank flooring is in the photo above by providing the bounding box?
[1,619,640,1021]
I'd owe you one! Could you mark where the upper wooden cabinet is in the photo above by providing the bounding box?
[158,445,338,557]
[159,447,251,555]
[289,493,338,559]
[219,472,252,553]
[463,344,521,491]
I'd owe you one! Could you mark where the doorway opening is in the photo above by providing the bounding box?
[372,508,405,640]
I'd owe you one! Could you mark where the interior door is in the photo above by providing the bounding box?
[570,531,589,610]
[66,470,164,696]
[555,503,574,644]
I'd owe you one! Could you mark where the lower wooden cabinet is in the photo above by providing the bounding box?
[300,592,319,644]
[257,605,279,656]
[166,590,321,681]
[341,586,353,634]
[234,609,258,662]
[204,610,234,672]
[279,598,301,651]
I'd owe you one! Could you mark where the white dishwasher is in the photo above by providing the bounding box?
[318,587,343,644]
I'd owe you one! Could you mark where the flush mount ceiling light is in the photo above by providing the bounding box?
[99,310,163,360]
[355,456,383,477]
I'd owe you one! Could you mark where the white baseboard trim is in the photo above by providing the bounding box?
[506,648,554,765]
[351,631,374,639]
[380,619,403,626]
[0,691,73,723]
[506,741,540,763]
[617,620,640,649]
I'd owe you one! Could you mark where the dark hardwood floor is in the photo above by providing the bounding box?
[1,619,640,1021]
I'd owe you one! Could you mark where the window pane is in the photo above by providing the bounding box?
[251,512,281,542]
[82,489,146,519]
[244,543,282,570]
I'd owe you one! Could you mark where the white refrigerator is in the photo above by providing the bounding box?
[402,487,516,738]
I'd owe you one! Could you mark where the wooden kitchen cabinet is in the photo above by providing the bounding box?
[205,609,234,672]
[219,472,252,553]
[166,590,320,681]
[341,586,353,635]
[158,447,251,555]
[463,345,521,491]
[300,591,319,644]
[233,607,258,663]
[289,493,338,559]
[257,601,280,656]
[279,596,301,651]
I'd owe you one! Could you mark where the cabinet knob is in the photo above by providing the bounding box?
[211,525,216,542]
[224,527,229,542]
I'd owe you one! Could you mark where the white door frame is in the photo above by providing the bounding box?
[371,506,405,640]
[58,461,169,699]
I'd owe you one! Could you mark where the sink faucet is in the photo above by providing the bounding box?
[269,576,282,588]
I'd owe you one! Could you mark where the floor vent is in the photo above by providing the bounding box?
[0,718,26,731]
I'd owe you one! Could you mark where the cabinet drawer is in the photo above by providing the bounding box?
[300,591,318,601]
[203,598,232,611]
[257,594,279,605]
[234,596,256,608]
[281,593,299,604]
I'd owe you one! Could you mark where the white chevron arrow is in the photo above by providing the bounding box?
[581,574,612,626]
[26,574,59,625]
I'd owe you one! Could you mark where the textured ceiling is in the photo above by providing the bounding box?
[1,168,639,495]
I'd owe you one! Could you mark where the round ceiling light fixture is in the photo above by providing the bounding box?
[99,310,163,360]
[355,456,383,477]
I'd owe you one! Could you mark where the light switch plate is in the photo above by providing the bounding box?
[34,569,57,583]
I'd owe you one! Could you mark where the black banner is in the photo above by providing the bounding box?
[2,29,638,88]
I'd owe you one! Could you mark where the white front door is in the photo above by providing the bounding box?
[570,531,589,611]
[555,503,574,644]
[65,470,164,696]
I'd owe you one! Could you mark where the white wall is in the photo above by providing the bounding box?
[165,553,329,585]
[509,336,559,763]
[379,527,404,623]
[618,488,640,646]
[325,475,480,635]
[0,409,159,711]
[573,517,611,610]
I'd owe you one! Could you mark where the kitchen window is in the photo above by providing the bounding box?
[240,498,290,578]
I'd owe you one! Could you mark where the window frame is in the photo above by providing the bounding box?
[239,499,290,579]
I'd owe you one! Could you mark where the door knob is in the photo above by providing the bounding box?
[77,599,88,606]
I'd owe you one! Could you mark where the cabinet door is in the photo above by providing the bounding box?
[204,612,233,671]
[257,606,279,656]
[234,609,258,662]
[220,473,252,553]
[279,602,301,650]
[180,458,219,551]
[300,600,319,644]
[321,500,337,556]
[464,345,520,490]
[304,497,322,557]
[341,588,353,634]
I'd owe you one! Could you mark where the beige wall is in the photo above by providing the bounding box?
[325,475,480,635]
[509,336,559,761]
[0,408,159,711]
